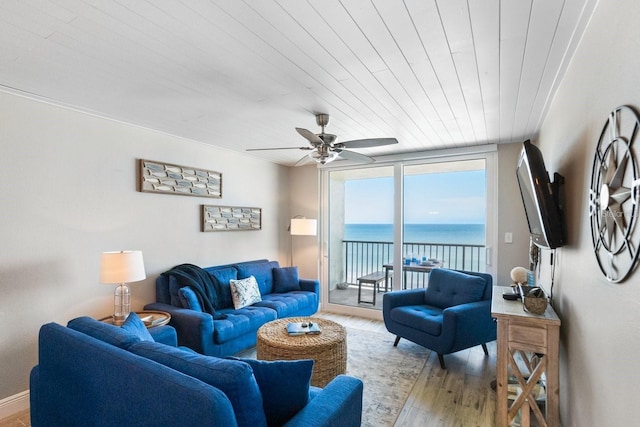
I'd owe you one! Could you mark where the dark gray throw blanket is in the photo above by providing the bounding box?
[161,263,227,319]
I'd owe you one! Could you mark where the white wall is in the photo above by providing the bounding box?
[497,143,532,285]
[0,90,290,399]
[288,165,320,279]
[536,0,640,424]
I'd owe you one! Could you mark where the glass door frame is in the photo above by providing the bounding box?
[318,146,498,320]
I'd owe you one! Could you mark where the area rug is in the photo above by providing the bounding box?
[236,326,430,426]
[346,327,430,426]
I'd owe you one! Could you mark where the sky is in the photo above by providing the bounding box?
[344,170,486,224]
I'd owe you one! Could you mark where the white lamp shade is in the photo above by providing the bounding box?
[290,218,317,236]
[100,251,146,284]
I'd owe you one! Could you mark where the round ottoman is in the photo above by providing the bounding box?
[256,317,347,387]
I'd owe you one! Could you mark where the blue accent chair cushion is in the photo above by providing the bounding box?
[272,266,301,293]
[232,357,313,427]
[424,268,486,309]
[130,341,268,427]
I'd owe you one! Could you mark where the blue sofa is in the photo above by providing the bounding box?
[30,315,363,427]
[383,268,496,369]
[144,259,320,357]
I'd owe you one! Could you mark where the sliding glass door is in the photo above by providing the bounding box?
[401,159,487,290]
[321,150,495,317]
[326,166,394,309]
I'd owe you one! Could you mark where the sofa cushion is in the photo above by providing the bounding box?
[207,267,237,309]
[67,316,145,349]
[272,266,301,293]
[236,261,279,295]
[230,276,262,309]
[121,312,154,342]
[390,305,444,336]
[130,341,268,427]
[424,269,486,309]
[231,358,313,427]
[254,292,316,317]
[178,287,202,312]
[213,306,277,344]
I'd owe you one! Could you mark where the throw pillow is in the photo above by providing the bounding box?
[272,266,301,293]
[230,276,262,309]
[230,357,313,427]
[130,341,268,427]
[67,316,142,349]
[425,269,486,309]
[120,312,154,342]
[178,287,203,312]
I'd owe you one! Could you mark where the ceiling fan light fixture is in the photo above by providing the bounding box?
[310,149,338,164]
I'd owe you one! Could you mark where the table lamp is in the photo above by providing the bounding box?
[99,250,146,325]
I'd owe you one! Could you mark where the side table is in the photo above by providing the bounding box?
[100,310,171,328]
[491,286,561,427]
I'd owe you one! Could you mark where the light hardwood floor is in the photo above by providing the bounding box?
[1,312,497,427]
[318,312,497,426]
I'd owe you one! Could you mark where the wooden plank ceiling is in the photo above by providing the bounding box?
[0,0,597,166]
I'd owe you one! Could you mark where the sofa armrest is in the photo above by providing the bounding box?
[441,300,496,351]
[299,278,320,295]
[144,302,214,354]
[283,375,363,427]
[382,288,426,311]
[148,325,178,347]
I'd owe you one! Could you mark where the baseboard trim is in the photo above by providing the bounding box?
[0,390,29,420]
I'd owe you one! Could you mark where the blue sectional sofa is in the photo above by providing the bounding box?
[30,315,363,427]
[144,259,320,357]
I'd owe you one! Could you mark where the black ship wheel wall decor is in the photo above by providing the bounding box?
[589,105,640,282]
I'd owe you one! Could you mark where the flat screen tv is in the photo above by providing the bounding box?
[516,140,567,249]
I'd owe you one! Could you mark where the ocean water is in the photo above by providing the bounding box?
[344,223,485,245]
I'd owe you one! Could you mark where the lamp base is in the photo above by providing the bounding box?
[114,283,131,326]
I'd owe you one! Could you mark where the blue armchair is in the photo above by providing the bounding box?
[382,268,496,369]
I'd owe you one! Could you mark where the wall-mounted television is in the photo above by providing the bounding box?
[516,140,567,249]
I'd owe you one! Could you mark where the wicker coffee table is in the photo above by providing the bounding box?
[256,317,347,387]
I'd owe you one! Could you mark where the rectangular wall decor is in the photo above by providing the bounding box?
[138,159,222,198]
[202,205,262,232]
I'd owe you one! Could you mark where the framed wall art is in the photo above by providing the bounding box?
[138,159,222,198]
[202,205,262,232]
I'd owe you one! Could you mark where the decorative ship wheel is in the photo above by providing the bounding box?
[589,105,640,282]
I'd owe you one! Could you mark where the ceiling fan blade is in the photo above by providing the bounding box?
[339,137,398,149]
[294,154,314,167]
[295,127,323,145]
[246,146,312,151]
[336,149,375,164]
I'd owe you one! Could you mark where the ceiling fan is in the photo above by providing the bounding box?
[247,113,398,166]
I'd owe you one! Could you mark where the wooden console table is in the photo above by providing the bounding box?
[491,286,561,427]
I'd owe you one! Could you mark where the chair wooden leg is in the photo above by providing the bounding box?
[393,336,401,347]
[481,343,489,355]
[437,353,446,369]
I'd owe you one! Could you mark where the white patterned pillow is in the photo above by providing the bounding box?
[230,275,262,309]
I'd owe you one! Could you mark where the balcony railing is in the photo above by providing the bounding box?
[342,240,485,289]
